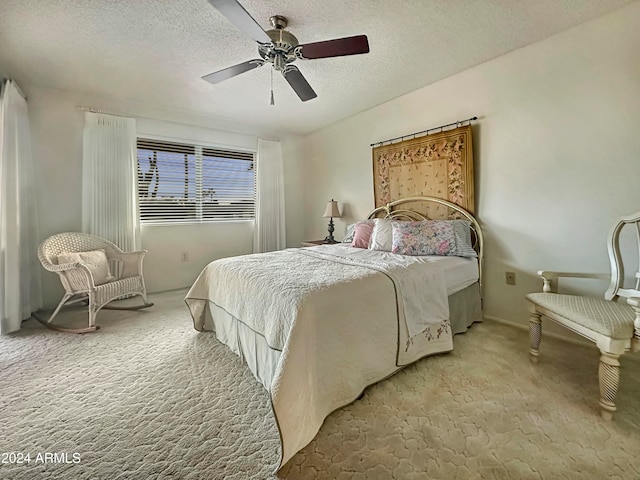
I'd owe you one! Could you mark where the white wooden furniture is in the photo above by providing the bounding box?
[36,232,153,333]
[526,210,640,420]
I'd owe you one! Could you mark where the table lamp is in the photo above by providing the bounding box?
[322,199,341,243]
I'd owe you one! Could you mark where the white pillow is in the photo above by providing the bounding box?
[369,218,394,251]
[342,223,357,243]
[58,249,114,286]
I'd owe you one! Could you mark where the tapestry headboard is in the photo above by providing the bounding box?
[372,125,474,219]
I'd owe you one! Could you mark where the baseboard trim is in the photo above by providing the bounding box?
[148,287,190,295]
[483,315,640,363]
[483,314,595,349]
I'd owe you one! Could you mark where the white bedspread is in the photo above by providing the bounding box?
[185,246,456,469]
[300,247,450,337]
[188,246,448,344]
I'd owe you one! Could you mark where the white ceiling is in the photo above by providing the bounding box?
[0,0,635,135]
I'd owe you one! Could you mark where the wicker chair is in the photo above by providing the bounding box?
[526,210,640,420]
[35,232,153,333]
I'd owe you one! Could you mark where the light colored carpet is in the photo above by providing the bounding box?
[1,289,639,480]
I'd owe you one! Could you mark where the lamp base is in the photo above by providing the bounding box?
[325,217,336,243]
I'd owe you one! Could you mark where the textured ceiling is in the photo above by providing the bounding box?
[0,0,635,135]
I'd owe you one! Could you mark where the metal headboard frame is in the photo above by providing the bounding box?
[367,195,484,294]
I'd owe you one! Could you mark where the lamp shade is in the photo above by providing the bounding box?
[322,199,341,218]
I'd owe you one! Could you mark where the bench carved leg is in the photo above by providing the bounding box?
[598,351,620,420]
[529,311,542,363]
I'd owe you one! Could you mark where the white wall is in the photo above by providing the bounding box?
[25,85,304,307]
[294,2,640,335]
[135,117,258,294]
[281,138,306,247]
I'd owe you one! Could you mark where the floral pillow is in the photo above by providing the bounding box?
[391,220,477,257]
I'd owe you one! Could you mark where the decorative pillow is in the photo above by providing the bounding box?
[58,249,114,285]
[447,220,477,258]
[369,218,394,251]
[391,220,477,257]
[351,221,375,249]
[342,223,356,243]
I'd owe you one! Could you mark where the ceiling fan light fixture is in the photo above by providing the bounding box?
[203,0,370,102]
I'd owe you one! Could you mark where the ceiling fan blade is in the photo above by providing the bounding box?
[282,66,317,102]
[207,0,271,44]
[202,59,265,84]
[298,35,369,59]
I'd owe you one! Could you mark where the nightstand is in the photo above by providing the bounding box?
[301,240,339,247]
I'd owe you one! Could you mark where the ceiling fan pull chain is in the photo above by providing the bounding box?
[270,67,275,106]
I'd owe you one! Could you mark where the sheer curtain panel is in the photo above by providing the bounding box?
[0,80,43,335]
[82,112,140,251]
[253,138,286,253]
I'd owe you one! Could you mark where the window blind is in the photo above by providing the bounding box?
[136,138,255,224]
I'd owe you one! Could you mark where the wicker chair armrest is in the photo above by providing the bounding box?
[536,270,609,293]
[43,261,82,273]
[110,250,148,278]
[64,265,97,288]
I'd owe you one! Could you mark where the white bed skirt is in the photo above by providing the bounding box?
[200,282,482,392]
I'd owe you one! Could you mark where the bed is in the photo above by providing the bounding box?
[185,196,483,470]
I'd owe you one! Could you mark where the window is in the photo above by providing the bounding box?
[136,138,255,224]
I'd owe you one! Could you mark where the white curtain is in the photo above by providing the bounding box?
[82,112,139,251]
[0,80,43,335]
[253,138,286,253]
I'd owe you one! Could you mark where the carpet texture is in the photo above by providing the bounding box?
[1,289,638,480]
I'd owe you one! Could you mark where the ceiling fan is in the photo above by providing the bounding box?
[203,0,370,103]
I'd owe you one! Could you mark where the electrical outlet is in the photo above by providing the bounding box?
[180,251,189,262]
[505,271,516,285]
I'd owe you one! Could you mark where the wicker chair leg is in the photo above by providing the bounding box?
[46,293,73,325]
[598,351,620,420]
[101,293,154,311]
[88,293,98,328]
[32,294,99,334]
[529,311,542,363]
